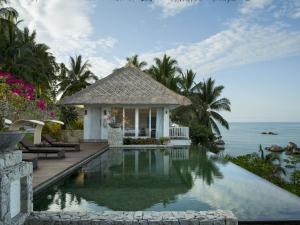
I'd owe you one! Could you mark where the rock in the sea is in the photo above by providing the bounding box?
[215,140,225,145]
[261,131,278,135]
[285,164,296,169]
[292,148,300,155]
[267,145,284,152]
[286,142,297,151]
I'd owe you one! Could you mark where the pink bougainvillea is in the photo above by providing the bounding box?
[49,111,56,118]
[37,99,46,110]
[0,71,35,100]
[0,71,57,121]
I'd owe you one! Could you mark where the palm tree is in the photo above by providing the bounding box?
[126,54,147,70]
[192,78,231,135]
[0,0,18,21]
[178,69,196,96]
[148,54,181,92]
[58,55,98,98]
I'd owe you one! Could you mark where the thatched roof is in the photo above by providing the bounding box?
[59,64,191,106]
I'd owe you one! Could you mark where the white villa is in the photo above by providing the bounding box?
[60,63,191,143]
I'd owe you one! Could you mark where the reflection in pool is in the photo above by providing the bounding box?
[34,147,300,220]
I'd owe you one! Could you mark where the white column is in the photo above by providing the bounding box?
[156,108,163,138]
[135,108,139,138]
[163,107,170,137]
[149,108,152,138]
[83,106,91,139]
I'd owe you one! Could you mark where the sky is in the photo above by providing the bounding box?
[8,0,300,122]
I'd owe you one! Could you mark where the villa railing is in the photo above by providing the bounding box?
[169,126,189,139]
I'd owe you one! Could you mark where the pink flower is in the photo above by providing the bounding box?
[37,99,46,110]
[49,111,56,118]
[11,91,19,96]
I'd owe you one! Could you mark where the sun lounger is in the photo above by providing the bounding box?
[20,138,65,159]
[41,134,80,151]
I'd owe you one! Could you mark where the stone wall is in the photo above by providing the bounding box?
[108,127,123,147]
[61,130,83,143]
[25,210,238,225]
[0,150,32,225]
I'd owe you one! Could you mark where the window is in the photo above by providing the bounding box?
[139,108,150,137]
[124,108,135,137]
[151,108,157,138]
[111,107,123,127]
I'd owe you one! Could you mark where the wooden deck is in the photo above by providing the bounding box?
[31,142,108,195]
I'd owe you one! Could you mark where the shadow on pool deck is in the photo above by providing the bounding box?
[32,142,108,195]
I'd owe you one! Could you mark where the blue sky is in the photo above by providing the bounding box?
[9,0,300,122]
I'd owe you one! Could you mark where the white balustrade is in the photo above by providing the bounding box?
[169,126,189,139]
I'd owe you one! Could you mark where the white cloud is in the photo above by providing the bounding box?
[89,57,120,78]
[140,20,300,75]
[151,0,198,17]
[288,0,300,19]
[239,0,273,15]
[9,0,118,70]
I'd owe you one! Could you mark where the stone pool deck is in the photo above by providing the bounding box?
[32,142,109,194]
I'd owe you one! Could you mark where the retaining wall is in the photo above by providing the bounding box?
[25,210,238,225]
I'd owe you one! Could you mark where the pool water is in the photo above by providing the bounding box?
[34,147,300,220]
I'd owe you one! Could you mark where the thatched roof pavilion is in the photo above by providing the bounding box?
[60,64,191,106]
[60,64,191,142]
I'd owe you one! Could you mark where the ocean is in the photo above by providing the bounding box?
[221,122,300,156]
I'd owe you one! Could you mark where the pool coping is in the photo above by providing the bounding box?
[110,144,190,149]
[33,145,109,196]
[239,220,300,225]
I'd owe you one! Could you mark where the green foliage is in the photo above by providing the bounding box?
[147,54,181,92]
[290,171,300,185]
[58,55,98,98]
[126,55,147,70]
[190,78,231,135]
[159,137,170,145]
[42,123,62,140]
[190,124,214,145]
[66,119,84,130]
[0,10,59,100]
[59,106,79,129]
[178,69,196,96]
[226,153,300,197]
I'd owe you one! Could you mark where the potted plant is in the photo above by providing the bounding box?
[106,109,123,146]
[60,106,83,142]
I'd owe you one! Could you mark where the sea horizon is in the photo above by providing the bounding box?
[221,122,300,157]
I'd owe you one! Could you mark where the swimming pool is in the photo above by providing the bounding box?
[34,147,300,220]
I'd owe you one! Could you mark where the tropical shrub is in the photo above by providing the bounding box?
[190,124,214,145]
[291,171,300,186]
[0,71,58,124]
[59,106,79,129]
[159,137,170,145]
[66,119,84,130]
[226,153,300,196]
[42,123,62,140]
